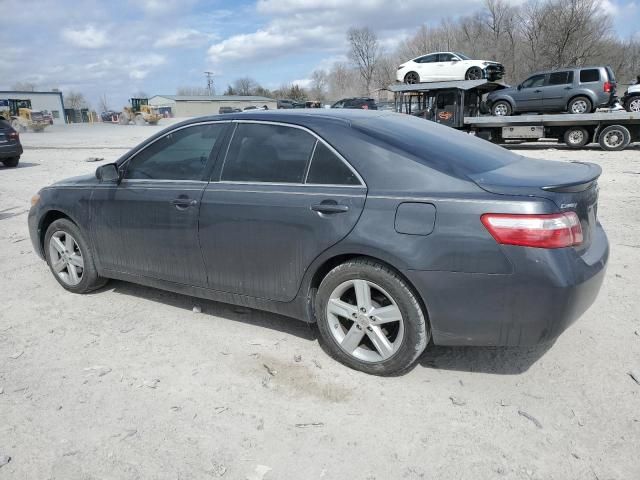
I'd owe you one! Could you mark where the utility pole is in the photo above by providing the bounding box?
[204,71,215,96]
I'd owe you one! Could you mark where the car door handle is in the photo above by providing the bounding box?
[564,86,572,90]
[311,203,349,214]
[171,197,198,209]
[534,89,542,93]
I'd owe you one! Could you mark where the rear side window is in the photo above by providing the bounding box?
[125,123,225,181]
[547,71,573,85]
[306,142,360,186]
[580,69,600,83]
[222,123,316,183]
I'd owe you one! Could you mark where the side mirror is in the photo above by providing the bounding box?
[96,163,120,183]
[452,58,460,62]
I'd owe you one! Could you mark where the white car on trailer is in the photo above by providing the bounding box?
[396,52,504,84]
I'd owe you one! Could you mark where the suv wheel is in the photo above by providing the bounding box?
[625,96,640,112]
[564,127,590,148]
[315,258,429,375]
[492,100,512,116]
[568,96,592,114]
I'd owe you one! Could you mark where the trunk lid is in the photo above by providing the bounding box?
[468,158,601,251]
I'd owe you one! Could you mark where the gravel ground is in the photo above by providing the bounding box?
[1,122,639,480]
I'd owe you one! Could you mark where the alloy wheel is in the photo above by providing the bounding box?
[494,103,509,116]
[466,67,483,80]
[571,100,589,114]
[326,279,405,363]
[404,72,419,84]
[629,98,640,112]
[48,231,84,286]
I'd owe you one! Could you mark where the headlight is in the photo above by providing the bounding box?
[30,194,40,207]
[482,62,491,66]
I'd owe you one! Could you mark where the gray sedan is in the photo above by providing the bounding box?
[28,110,608,375]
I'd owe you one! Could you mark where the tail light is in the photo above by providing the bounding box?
[481,212,583,249]
[604,81,614,93]
[8,131,19,140]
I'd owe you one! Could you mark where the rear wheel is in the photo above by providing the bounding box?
[625,96,640,112]
[2,157,19,167]
[404,72,420,84]
[44,219,107,293]
[563,127,590,148]
[568,96,592,114]
[465,66,484,80]
[315,258,429,375]
[598,125,631,151]
[492,100,512,116]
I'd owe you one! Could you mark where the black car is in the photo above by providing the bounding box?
[0,118,23,167]
[277,99,305,109]
[331,98,378,110]
[28,110,607,375]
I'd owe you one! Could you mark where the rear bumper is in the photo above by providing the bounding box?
[0,142,22,159]
[405,224,608,347]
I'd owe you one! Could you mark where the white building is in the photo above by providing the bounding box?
[0,91,66,125]
[148,95,277,117]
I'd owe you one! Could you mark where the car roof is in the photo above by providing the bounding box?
[528,65,609,76]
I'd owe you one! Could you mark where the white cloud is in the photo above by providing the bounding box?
[61,25,109,49]
[154,28,216,48]
[291,78,312,88]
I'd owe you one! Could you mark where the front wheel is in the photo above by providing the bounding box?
[404,72,420,84]
[44,219,107,293]
[465,66,484,80]
[315,258,429,376]
[625,96,640,112]
[492,100,512,116]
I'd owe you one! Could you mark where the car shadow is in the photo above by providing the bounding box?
[0,161,39,169]
[0,206,29,221]
[104,280,317,342]
[417,341,554,375]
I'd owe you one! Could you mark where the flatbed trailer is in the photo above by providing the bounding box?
[390,80,640,151]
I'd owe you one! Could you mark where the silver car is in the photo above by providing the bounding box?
[487,66,617,116]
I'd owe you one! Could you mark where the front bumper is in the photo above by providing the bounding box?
[0,142,22,159]
[485,64,505,81]
[405,223,608,347]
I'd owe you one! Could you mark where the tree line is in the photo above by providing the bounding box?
[217,0,640,103]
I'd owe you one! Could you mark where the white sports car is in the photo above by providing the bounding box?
[396,52,504,84]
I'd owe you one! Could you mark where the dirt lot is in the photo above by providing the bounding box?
[1,122,639,480]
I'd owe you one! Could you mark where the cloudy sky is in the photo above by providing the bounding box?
[0,0,637,109]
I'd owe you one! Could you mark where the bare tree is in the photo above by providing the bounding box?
[98,94,110,113]
[309,70,328,101]
[64,91,88,109]
[12,81,37,91]
[348,27,380,95]
[233,77,258,96]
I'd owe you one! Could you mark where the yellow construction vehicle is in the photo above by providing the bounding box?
[118,98,162,125]
[10,108,49,132]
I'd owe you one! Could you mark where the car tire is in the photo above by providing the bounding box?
[2,157,20,167]
[315,258,429,376]
[563,127,590,148]
[404,72,420,84]
[625,96,640,112]
[568,96,592,114]
[598,125,631,151]
[44,218,108,294]
[465,67,484,80]
[492,100,512,116]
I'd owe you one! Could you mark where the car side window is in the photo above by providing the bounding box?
[221,123,316,183]
[521,75,545,88]
[438,53,454,62]
[580,69,600,83]
[306,142,360,186]
[124,123,225,181]
[417,54,437,63]
[547,71,574,85]
[332,101,344,108]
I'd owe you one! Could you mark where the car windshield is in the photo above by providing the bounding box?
[454,52,471,60]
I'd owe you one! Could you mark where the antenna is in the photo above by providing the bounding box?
[204,71,215,96]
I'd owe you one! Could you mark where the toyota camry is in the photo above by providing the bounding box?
[28,110,608,375]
